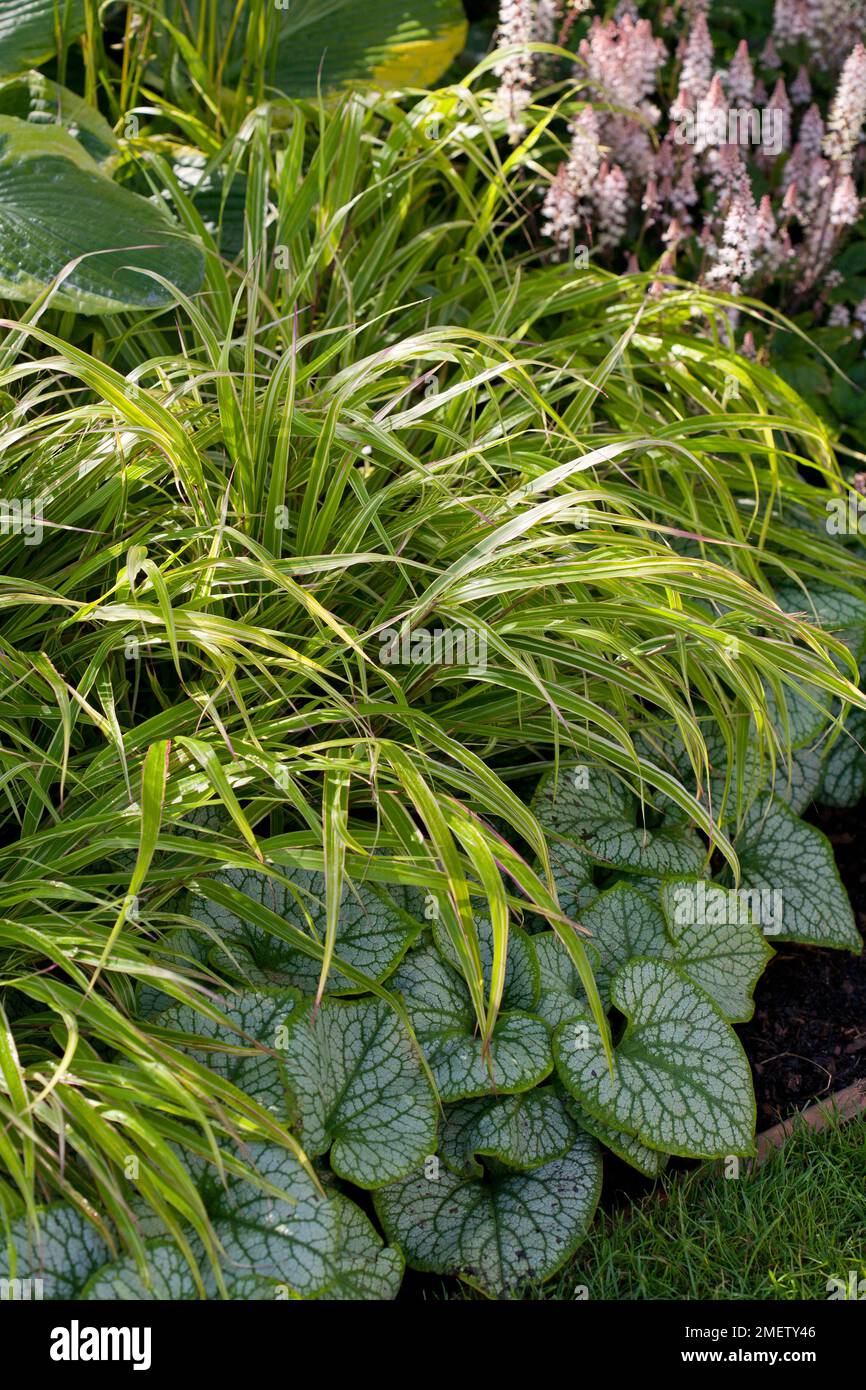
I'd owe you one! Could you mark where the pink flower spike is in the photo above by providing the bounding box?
[727,40,755,108]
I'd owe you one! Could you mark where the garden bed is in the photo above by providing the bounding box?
[741,802,866,1129]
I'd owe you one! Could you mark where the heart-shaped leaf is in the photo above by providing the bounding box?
[439,1091,578,1178]
[204,1143,339,1297]
[82,1241,202,1300]
[819,708,866,808]
[568,1103,668,1178]
[533,767,705,876]
[554,958,756,1158]
[432,914,540,1012]
[375,1134,601,1297]
[734,797,860,950]
[155,991,294,1120]
[316,1196,403,1301]
[533,884,667,1020]
[0,117,203,313]
[0,1,85,76]
[188,866,419,993]
[0,1204,109,1299]
[658,879,773,1023]
[391,942,552,1102]
[277,995,437,1188]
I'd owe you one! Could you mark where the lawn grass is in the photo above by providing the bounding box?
[554,1117,866,1301]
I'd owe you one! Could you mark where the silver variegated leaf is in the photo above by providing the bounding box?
[391,942,552,1102]
[375,1133,602,1296]
[554,958,756,1158]
[277,995,437,1188]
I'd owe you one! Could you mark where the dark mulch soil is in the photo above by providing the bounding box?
[737,802,866,1129]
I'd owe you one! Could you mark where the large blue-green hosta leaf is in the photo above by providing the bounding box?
[168,1,468,97]
[0,117,203,313]
[0,0,85,75]
[533,767,705,877]
[0,73,117,163]
[375,1133,602,1297]
[391,942,552,1102]
[734,797,861,950]
[277,995,437,1188]
[554,959,756,1158]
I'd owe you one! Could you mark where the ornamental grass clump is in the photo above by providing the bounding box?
[0,3,864,1300]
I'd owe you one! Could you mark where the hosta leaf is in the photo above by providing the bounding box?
[82,1241,202,1300]
[218,0,468,95]
[392,942,552,1102]
[316,1197,403,1301]
[375,1134,602,1297]
[277,995,437,1188]
[569,1103,669,1178]
[439,1091,577,1178]
[0,73,117,163]
[658,879,773,1023]
[734,797,861,950]
[0,1205,109,1299]
[0,117,203,313]
[188,866,419,993]
[206,1143,338,1297]
[818,708,866,808]
[432,914,540,1012]
[155,991,294,1119]
[0,0,85,76]
[554,958,756,1158]
[533,767,705,876]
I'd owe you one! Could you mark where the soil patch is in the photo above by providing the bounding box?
[738,803,866,1129]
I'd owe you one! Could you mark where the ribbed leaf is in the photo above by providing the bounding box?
[0,72,117,163]
[0,117,203,313]
[0,0,85,75]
